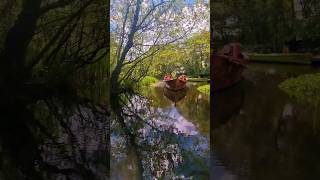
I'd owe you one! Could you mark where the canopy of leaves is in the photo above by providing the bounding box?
[110,0,209,86]
[144,31,210,78]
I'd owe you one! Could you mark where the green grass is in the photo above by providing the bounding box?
[248,53,312,65]
[139,76,159,86]
[197,84,210,95]
[188,78,210,82]
[279,73,320,106]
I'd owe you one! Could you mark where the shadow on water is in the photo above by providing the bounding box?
[211,63,320,180]
[0,85,109,180]
[111,83,210,179]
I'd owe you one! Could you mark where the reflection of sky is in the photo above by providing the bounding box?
[168,105,199,135]
[154,103,210,176]
[129,94,209,154]
[185,0,195,5]
[111,93,209,179]
[185,0,209,5]
[154,104,209,157]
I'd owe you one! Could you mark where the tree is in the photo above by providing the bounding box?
[110,0,209,93]
[0,0,108,97]
[0,1,110,178]
[211,0,320,52]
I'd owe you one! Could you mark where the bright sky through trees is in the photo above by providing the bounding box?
[110,0,209,90]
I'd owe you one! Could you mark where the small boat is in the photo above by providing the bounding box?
[212,43,248,91]
[163,87,187,105]
[163,74,188,91]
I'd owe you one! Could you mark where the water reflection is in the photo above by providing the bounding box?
[111,83,210,179]
[212,63,320,180]
[163,86,187,105]
[0,90,109,180]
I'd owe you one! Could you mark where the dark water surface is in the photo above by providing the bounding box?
[0,84,109,180]
[111,83,210,179]
[212,63,320,180]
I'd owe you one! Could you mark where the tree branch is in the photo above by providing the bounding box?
[40,0,76,15]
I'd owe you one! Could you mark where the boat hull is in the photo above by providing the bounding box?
[212,54,247,91]
[164,78,187,91]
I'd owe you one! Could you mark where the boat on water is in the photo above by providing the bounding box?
[212,43,248,91]
[163,74,188,91]
[163,87,187,105]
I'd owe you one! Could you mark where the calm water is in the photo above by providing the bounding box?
[212,63,320,180]
[111,83,210,179]
[0,84,109,180]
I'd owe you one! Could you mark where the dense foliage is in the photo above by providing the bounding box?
[0,1,110,180]
[211,0,320,53]
[110,0,209,92]
[146,31,210,79]
[0,0,109,91]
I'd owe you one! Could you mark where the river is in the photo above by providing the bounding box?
[211,63,320,180]
[111,82,210,179]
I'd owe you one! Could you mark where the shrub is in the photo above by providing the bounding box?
[140,76,159,86]
[197,84,210,95]
[279,73,320,106]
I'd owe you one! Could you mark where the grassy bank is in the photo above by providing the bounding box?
[279,73,320,106]
[188,78,210,82]
[248,53,312,65]
[139,76,159,86]
[197,84,210,95]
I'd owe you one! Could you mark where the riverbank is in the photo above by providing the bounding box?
[188,78,210,82]
[248,53,312,65]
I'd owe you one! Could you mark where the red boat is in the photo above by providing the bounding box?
[212,43,248,91]
[163,74,188,91]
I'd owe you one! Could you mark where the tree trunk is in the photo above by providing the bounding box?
[110,0,142,94]
[0,0,42,86]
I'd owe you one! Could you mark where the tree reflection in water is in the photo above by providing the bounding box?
[38,98,109,180]
[0,96,109,180]
[111,92,209,179]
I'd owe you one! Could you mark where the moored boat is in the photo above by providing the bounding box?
[163,74,188,91]
[212,43,248,91]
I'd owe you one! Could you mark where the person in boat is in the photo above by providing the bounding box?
[220,43,248,60]
[163,73,173,81]
[176,75,188,87]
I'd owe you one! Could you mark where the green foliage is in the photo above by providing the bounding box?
[144,31,210,78]
[139,76,159,86]
[197,84,210,95]
[211,0,320,52]
[279,73,320,106]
